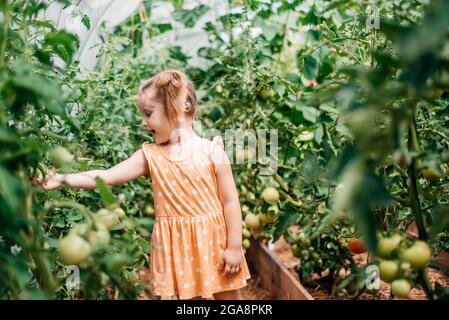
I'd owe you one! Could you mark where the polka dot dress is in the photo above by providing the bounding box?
[141,136,251,300]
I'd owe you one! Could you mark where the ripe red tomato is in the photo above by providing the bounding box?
[348,238,367,254]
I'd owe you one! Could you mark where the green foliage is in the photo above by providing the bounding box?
[1,0,448,300]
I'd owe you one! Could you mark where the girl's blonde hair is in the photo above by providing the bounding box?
[137,69,198,124]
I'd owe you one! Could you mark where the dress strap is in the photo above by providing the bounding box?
[209,135,228,171]
[209,135,224,159]
[210,135,224,152]
[142,142,155,175]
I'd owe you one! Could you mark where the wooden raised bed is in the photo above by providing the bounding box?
[246,238,313,300]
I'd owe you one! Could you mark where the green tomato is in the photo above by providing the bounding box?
[242,238,250,249]
[400,240,432,269]
[422,164,444,181]
[261,187,279,202]
[400,261,411,272]
[259,88,275,100]
[236,147,256,163]
[443,163,449,175]
[69,223,89,237]
[88,223,111,246]
[379,260,399,283]
[378,234,402,258]
[296,232,310,246]
[244,213,261,230]
[391,279,411,298]
[301,250,309,259]
[58,234,92,266]
[94,209,119,229]
[242,228,251,239]
[291,244,301,257]
[297,232,307,244]
[112,207,126,218]
[144,205,155,217]
[259,212,276,224]
[49,146,74,168]
[426,88,443,100]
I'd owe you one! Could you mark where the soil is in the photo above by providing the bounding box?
[241,274,276,300]
[137,266,273,300]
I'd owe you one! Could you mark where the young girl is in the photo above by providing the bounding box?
[39,69,252,300]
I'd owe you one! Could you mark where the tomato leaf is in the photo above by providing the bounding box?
[154,23,172,34]
[300,106,319,123]
[435,282,449,300]
[429,206,449,238]
[0,166,23,213]
[301,55,319,80]
[254,16,281,41]
[44,30,79,64]
[95,177,117,208]
[272,203,298,242]
[172,4,209,28]
[81,14,90,30]
[351,170,390,255]
[168,46,190,63]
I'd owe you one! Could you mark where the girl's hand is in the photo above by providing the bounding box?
[34,171,65,190]
[218,247,242,276]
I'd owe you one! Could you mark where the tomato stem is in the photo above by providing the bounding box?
[406,105,435,300]
[418,269,436,300]
[407,104,427,240]
[20,166,57,298]
[273,172,289,193]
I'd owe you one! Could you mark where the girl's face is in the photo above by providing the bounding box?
[139,89,174,144]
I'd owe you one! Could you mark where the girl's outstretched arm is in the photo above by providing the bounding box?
[38,148,149,190]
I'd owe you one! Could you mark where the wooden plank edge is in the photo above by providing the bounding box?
[247,239,314,300]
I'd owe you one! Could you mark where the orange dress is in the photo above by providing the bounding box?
[141,136,251,299]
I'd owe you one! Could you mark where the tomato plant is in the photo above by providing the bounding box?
[1,0,448,300]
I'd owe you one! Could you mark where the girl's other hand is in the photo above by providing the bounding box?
[218,247,242,276]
